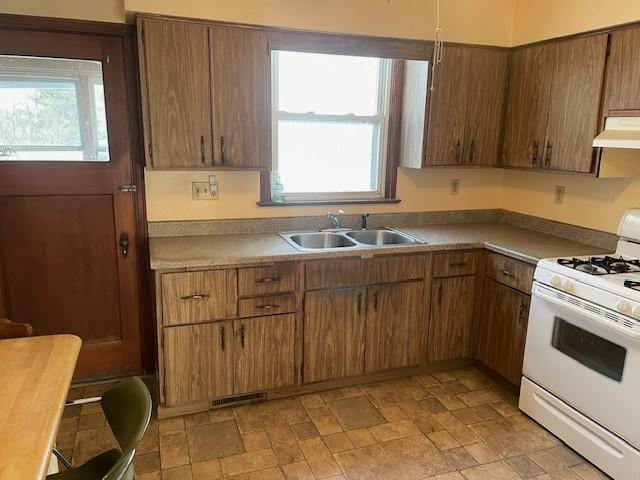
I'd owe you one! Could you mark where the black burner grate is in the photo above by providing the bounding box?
[558,256,640,275]
[625,280,640,291]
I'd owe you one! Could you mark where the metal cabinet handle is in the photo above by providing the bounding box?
[239,324,245,349]
[518,301,527,323]
[200,135,205,164]
[119,232,129,258]
[256,276,281,284]
[373,291,379,312]
[468,139,475,164]
[220,136,226,163]
[531,140,539,165]
[501,269,514,277]
[255,304,280,310]
[180,294,210,300]
[449,261,468,267]
[544,142,552,167]
[454,140,461,163]
[356,293,362,314]
[220,325,225,351]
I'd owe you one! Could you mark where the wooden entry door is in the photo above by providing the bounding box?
[0,23,144,380]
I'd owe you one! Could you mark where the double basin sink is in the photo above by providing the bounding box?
[280,228,423,252]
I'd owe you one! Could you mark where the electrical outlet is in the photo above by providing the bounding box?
[192,177,219,200]
[450,179,460,195]
[554,186,565,204]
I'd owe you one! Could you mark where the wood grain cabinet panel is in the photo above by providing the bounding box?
[603,27,640,114]
[163,322,233,406]
[140,19,213,168]
[237,293,297,318]
[233,314,296,393]
[210,26,270,169]
[486,253,534,294]
[303,288,366,383]
[543,34,607,173]
[433,251,479,278]
[161,270,237,326]
[502,44,554,168]
[238,263,296,297]
[365,281,424,372]
[428,276,476,362]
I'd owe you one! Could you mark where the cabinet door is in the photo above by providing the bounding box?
[543,34,607,173]
[141,19,212,168]
[603,27,640,114]
[428,276,476,362]
[210,26,270,169]
[501,44,554,168]
[365,281,424,372]
[303,288,366,383]
[425,46,471,166]
[234,314,296,394]
[163,322,233,406]
[465,49,508,166]
[507,294,530,385]
[476,279,520,381]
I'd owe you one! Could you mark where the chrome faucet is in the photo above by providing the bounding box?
[361,213,370,230]
[327,210,344,229]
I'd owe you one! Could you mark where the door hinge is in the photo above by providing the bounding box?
[141,27,145,45]
[161,332,164,348]
[148,143,153,159]
[119,184,138,193]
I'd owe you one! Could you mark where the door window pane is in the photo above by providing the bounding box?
[0,55,110,162]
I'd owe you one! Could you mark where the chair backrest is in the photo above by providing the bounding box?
[100,377,152,480]
[0,318,33,339]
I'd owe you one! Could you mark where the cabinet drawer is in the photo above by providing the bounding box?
[238,294,297,318]
[305,254,425,290]
[238,263,296,297]
[486,253,534,294]
[433,251,479,278]
[161,270,237,326]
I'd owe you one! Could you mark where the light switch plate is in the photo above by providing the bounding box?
[192,180,219,200]
[450,179,460,195]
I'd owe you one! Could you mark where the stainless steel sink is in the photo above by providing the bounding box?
[346,229,419,246]
[286,232,357,250]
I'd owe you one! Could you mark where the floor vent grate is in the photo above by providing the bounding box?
[212,392,266,408]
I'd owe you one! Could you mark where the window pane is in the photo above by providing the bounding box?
[278,120,378,193]
[0,55,110,162]
[276,51,382,115]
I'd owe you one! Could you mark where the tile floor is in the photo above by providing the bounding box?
[57,367,611,479]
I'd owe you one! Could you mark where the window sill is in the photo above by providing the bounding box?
[257,198,401,207]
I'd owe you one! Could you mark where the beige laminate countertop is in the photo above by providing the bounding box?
[149,222,607,270]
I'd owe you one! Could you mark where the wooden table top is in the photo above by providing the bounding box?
[0,335,81,480]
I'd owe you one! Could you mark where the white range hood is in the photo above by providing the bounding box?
[593,116,640,177]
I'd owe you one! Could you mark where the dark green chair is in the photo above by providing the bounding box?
[48,377,152,480]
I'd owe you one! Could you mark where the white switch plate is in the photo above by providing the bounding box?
[450,179,460,195]
[554,186,565,204]
[192,181,219,200]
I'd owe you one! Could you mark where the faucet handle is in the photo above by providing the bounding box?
[361,212,370,230]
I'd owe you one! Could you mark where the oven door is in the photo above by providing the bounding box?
[524,282,640,448]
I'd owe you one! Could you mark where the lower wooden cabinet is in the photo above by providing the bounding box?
[234,314,296,394]
[476,278,530,385]
[428,276,476,362]
[163,322,233,406]
[365,281,424,372]
[303,288,366,383]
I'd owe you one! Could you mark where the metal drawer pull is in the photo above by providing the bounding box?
[449,261,468,267]
[220,326,225,351]
[240,325,246,349]
[200,135,205,163]
[220,136,226,163]
[255,304,280,310]
[373,292,379,312]
[255,276,281,284]
[180,294,210,300]
[356,293,362,314]
[501,269,514,277]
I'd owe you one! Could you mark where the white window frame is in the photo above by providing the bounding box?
[271,50,392,202]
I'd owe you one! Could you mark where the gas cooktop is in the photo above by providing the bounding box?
[557,255,640,276]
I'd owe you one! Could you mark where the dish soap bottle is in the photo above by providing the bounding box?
[272,171,285,203]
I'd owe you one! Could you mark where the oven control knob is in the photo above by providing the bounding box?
[562,280,575,293]
[617,301,632,315]
[551,276,562,288]
[633,306,640,320]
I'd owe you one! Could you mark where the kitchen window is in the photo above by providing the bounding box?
[270,50,392,202]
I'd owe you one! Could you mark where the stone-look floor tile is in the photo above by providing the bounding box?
[346,428,378,448]
[378,405,408,422]
[210,408,235,423]
[139,472,162,480]
[399,401,443,434]
[471,405,502,422]
[183,411,210,428]
[228,467,285,480]
[420,397,449,415]
[62,404,82,419]
[135,451,161,474]
[491,402,520,418]
[159,416,185,433]
[299,393,324,409]
[243,431,272,452]
[235,398,309,433]
[220,448,279,477]
[547,444,585,467]
[369,419,421,443]
[433,412,480,446]
[413,374,441,388]
[187,420,244,463]
[298,437,342,478]
[570,463,610,480]
[80,402,102,416]
[305,405,343,435]
[457,389,502,408]
[320,386,363,402]
[335,434,453,480]
[527,450,582,479]
[362,378,428,408]
[427,384,450,397]
[443,380,471,395]
[432,371,459,383]
[443,447,479,470]
[160,430,190,469]
[83,382,115,397]
[469,418,557,458]
[73,426,118,465]
[78,412,107,431]
[323,432,354,453]
[138,420,160,454]
[191,459,223,479]
[267,426,305,464]
[430,472,466,480]
[460,460,521,479]
[291,422,320,441]
[436,394,468,411]
[452,408,483,425]
[506,455,545,478]
[66,386,86,401]
[163,465,193,480]
[428,430,461,450]
[56,417,79,450]
[464,442,501,464]
[453,370,495,392]
[282,461,315,479]
[326,396,385,431]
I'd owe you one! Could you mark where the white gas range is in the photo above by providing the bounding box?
[520,209,640,480]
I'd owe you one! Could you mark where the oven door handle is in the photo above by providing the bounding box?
[533,284,640,340]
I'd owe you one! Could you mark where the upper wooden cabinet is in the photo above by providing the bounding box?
[502,34,607,173]
[603,27,640,114]
[139,18,270,170]
[402,45,507,167]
